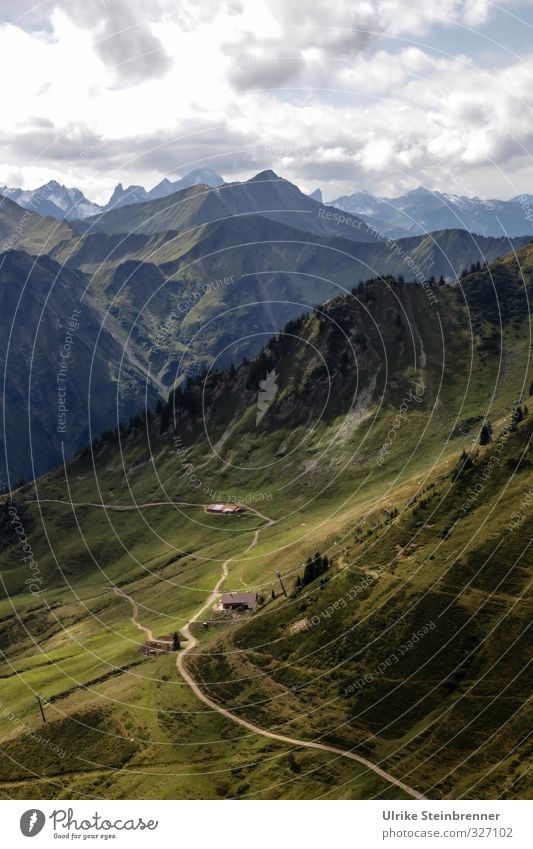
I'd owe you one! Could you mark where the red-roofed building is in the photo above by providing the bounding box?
[206,503,242,514]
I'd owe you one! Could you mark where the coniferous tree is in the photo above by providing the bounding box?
[302,551,331,586]
[479,420,492,445]
[454,449,474,479]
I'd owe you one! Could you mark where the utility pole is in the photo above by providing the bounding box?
[275,570,287,597]
[36,695,47,723]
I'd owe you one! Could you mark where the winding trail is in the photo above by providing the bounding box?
[14,498,204,511]
[113,588,153,642]
[109,507,424,799]
[176,509,422,800]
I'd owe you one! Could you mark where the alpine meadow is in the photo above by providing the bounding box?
[0,1,531,837]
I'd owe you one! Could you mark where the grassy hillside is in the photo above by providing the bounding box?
[76,171,376,243]
[0,196,74,254]
[52,207,531,385]
[2,177,529,484]
[0,247,530,799]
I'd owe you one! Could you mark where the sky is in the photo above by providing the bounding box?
[1,0,533,204]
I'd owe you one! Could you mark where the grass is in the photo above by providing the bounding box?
[0,260,531,799]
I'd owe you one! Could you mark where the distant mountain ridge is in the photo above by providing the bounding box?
[104,168,224,211]
[0,180,101,220]
[330,185,533,238]
[0,169,225,221]
[4,171,533,237]
[1,170,530,482]
[74,170,377,244]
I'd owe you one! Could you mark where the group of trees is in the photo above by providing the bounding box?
[479,403,529,446]
[0,499,34,551]
[454,448,475,480]
[460,261,486,279]
[512,404,528,425]
[245,348,277,391]
[479,420,493,445]
[294,551,331,588]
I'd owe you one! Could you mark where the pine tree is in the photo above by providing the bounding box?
[454,449,474,479]
[479,420,492,445]
[172,631,181,651]
[302,551,331,585]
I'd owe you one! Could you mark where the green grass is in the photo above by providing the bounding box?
[0,257,531,799]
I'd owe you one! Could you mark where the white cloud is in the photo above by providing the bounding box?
[0,0,531,203]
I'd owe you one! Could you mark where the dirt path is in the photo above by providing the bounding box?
[178,555,231,656]
[9,493,424,796]
[15,498,203,511]
[243,504,276,551]
[113,587,153,642]
[107,505,423,799]
[14,500,278,541]
[172,511,424,801]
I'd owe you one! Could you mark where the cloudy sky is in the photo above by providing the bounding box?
[1,0,533,203]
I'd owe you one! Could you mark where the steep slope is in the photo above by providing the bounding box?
[77,171,377,243]
[0,196,74,253]
[3,187,528,484]
[0,245,530,799]
[51,213,530,381]
[48,211,530,396]
[0,250,162,484]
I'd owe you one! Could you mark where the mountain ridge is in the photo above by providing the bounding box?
[330,185,533,238]
[0,245,529,799]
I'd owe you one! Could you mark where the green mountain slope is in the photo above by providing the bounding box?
[52,210,531,383]
[0,196,74,254]
[76,171,377,243]
[0,245,530,799]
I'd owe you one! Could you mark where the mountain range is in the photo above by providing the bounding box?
[330,186,533,238]
[0,246,530,799]
[0,168,224,221]
[4,172,533,240]
[1,169,530,483]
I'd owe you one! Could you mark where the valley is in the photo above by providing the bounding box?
[1,173,530,483]
[0,248,530,800]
